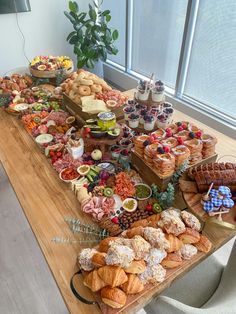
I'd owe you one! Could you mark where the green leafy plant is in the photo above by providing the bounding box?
[64,0,119,69]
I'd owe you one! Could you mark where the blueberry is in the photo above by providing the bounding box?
[157,147,165,154]
[177,122,182,127]
[189,131,195,139]
[143,140,151,147]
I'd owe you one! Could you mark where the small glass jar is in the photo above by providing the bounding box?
[123,106,135,120]
[151,89,165,102]
[128,114,140,128]
[97,112,116,130]
[144,115,155,131]
[137,86,150,101]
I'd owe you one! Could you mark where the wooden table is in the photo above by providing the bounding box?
[0,89,235,314]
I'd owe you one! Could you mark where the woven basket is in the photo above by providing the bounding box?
[29,64,74,78]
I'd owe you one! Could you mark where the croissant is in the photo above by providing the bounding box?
[124,260,146,274]
[161,253,183,268]
[130,219,149,228]
[178,228,200,244]
[166,234,183,253]
[83,269,107,292]
[101,287,127,309]
[98,265,128,288]
[98,237,119,253]
[120,274,144,294]
[126,226,144,238]
[194,235,212,253]
[92,252,106,267]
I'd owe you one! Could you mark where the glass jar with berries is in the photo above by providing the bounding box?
[151,80,165,102]
[123,105,135,120]
[156,113,169,129]
[137,80,151,101]
[144,115,155,131]
[120,149,130,162]
[150,106,161,117]
[163,107,174,123]
[119,138,134,150]
[128,113,140,128]
[110,145,122,160]
[140,108,148,125]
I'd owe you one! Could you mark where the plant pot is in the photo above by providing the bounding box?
[84,60,104,78]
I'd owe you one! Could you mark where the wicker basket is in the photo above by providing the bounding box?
[29,65,74,78]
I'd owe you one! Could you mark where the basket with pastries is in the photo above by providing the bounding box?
[74,208,212,310]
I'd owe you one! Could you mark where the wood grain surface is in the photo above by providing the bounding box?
[0,89,235,314]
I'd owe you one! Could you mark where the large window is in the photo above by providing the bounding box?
[104,0,236,125]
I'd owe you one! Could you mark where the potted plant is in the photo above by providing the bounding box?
[64,1,119,77]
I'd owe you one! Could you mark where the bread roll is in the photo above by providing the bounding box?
[101,287,127,309]
[120,274,144,294]
[98,265,128,288]
[98,237,119,253]
[124,260,146,274]
[178,228,200,244]
[194,235,212,253]
[91,252,106,267]
[166,234,183,253]
[126,226,144,238]
[83,269,107,292]
[161,253,182,268]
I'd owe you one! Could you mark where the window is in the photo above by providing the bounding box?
[103,0,236,125]
[101,0,126,67]
[184,0,236,119]
[132,0,187,88]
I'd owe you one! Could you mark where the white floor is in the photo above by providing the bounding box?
[0,163,234,314]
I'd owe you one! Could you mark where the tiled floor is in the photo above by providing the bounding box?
[0,163,234,313]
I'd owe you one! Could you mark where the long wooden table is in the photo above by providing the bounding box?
[0,89,235,314]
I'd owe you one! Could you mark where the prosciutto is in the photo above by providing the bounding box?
[81,196,115,221]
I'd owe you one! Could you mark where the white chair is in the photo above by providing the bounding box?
[143,240,236,314]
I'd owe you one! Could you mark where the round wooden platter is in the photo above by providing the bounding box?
[29,65,74,78]
[183,192,236,230]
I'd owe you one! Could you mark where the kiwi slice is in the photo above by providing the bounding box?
[33,116,41,123]
[104,187,114,197]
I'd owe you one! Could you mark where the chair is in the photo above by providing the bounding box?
[143,240,236,314]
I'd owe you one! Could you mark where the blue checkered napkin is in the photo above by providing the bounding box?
[211,198,223,207]
[210,189,218,198]
[222,198,234,208]
[218,186,231,195]
[203,201,214,213]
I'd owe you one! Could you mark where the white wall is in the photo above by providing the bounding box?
[0,0,89,75]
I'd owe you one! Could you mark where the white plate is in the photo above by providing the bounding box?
[14,103,29,111]
[35,134,53,145]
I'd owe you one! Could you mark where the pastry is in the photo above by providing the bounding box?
[101,287,127,309]
[180,210,201,231]
[161,137,178,148]
[165,234,183,253]
[131,235,151,260]
[98,266,128,288]
[147,214,161,223]
[133,135,150,157]
[172,145,190,168]
[161,253,182,268]
[130,219,149,228]
[139,264,166,284]
[178,228,201,244]
[175,130,189,141]
[144,248,167,265]
[120,274,144,294]
[151,129,166,140]
[126,226,144,238]
[83,269,107,292]
[184,138,203,165]
[158,214,186,236]
[92,252,106,267]
[78,248,97,271]
[143,227,170,250]
[201,134,217,158]
[124,260,146,274]
[153,153,175,177]
[194,235,212,253]
[105,244,135,268]
[99,237,119,253]
[178,244,198,260]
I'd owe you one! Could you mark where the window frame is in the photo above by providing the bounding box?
[104,0,236,128]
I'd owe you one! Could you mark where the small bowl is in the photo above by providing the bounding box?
[59,167,80,183]
[135,183,152,200]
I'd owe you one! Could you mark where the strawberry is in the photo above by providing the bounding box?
[164,146,170,153]
[49,151,55,157]
[177,137,184,145]
[195,131,202,139]
[177,126,183,132]
[146,204,153,212]
[182,123,187,130]
[56,151,62,157]
[84,127,91,134]
[111,217,119,224]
